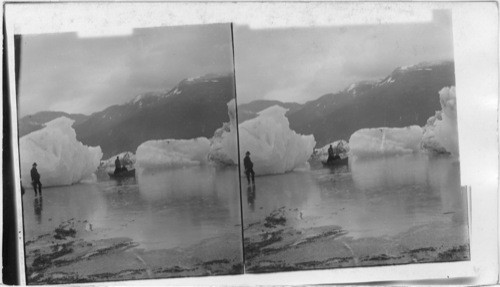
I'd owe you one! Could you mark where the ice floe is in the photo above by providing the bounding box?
[239,106,316,175]
[19,117,103,187]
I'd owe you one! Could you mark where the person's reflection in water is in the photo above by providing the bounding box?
[247,184,256,212]
[116,177,127,189]
[34,196,43,224]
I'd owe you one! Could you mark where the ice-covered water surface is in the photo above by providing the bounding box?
[242,154,467,239]
[23,166,242,251]
[19,117,103,187]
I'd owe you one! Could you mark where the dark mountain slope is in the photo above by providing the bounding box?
[74,74,235,158]
[287,61,455,147]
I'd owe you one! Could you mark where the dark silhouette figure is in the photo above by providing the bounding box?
[114,156,122,175]
[243,151,255,185]
[247,184,256,212]
[327,145,334,163]
[30,163,42,196]
[327,144,340,163]
[34,197,43,224]
[328,145,334,154]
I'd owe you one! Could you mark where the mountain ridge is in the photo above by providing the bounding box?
[235,61,455,148]
[18,61,454,156]
[288,60,455,147]
[19,73,236,158]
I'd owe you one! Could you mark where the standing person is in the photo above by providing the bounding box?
[243,151,255,185]
[30,163,42,196]
[114,156,122,175]
[327,145,334,163]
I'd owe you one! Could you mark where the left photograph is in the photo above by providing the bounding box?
[15,23,243,284]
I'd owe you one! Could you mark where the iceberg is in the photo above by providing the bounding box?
[19,117,103,187]
[239,105,316,175]
[421,87,459,156]
[208,100,238,165]
[136,137,210,169]
[349,126,423,159]
[314,140,349,162]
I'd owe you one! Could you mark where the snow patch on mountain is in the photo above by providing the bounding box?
[133,94,146,104]
[344,80,378,96]
[171,88,181,96]
[347,83,356,93]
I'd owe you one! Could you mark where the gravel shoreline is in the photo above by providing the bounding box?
[243,206,469,273]
[25,219,243,284]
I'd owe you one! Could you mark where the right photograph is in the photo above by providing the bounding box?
[233,10,470,273]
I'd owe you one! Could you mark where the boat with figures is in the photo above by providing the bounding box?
[108,168,136,179]
[321,156,348,168]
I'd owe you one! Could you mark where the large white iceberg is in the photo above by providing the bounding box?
[19,117,103,187]
[208,100,238,165]
[314,140,349,162]
[349,126,423,159]
[239,105,316,175]
[136,137,210,169]
[421,87,459,156]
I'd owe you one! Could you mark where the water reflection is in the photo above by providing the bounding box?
[246,184,256,212]
[243,155,467,239]
[127,165,241,249]
[136,166,240,223]
[242,171,320,224]
[350,155,430,191]
[33,197,43,224]
[350,154,464,216]
[23,166,242,250]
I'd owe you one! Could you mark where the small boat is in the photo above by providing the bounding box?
[108,169,136,179]
[321,157,348,167]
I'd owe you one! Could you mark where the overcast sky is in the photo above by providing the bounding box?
[233,11,454,104]
[18,11,454,116]
[17,24,233,116]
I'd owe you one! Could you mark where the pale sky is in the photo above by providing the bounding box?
[233,10,454,104]
[17,24,234,116]
[17,11,454,116]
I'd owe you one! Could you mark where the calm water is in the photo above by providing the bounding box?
[22,166,242,251]
[23,155,468,253]
[242,154,468,239]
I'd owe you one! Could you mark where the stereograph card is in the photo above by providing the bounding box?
[2,2,498,285]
